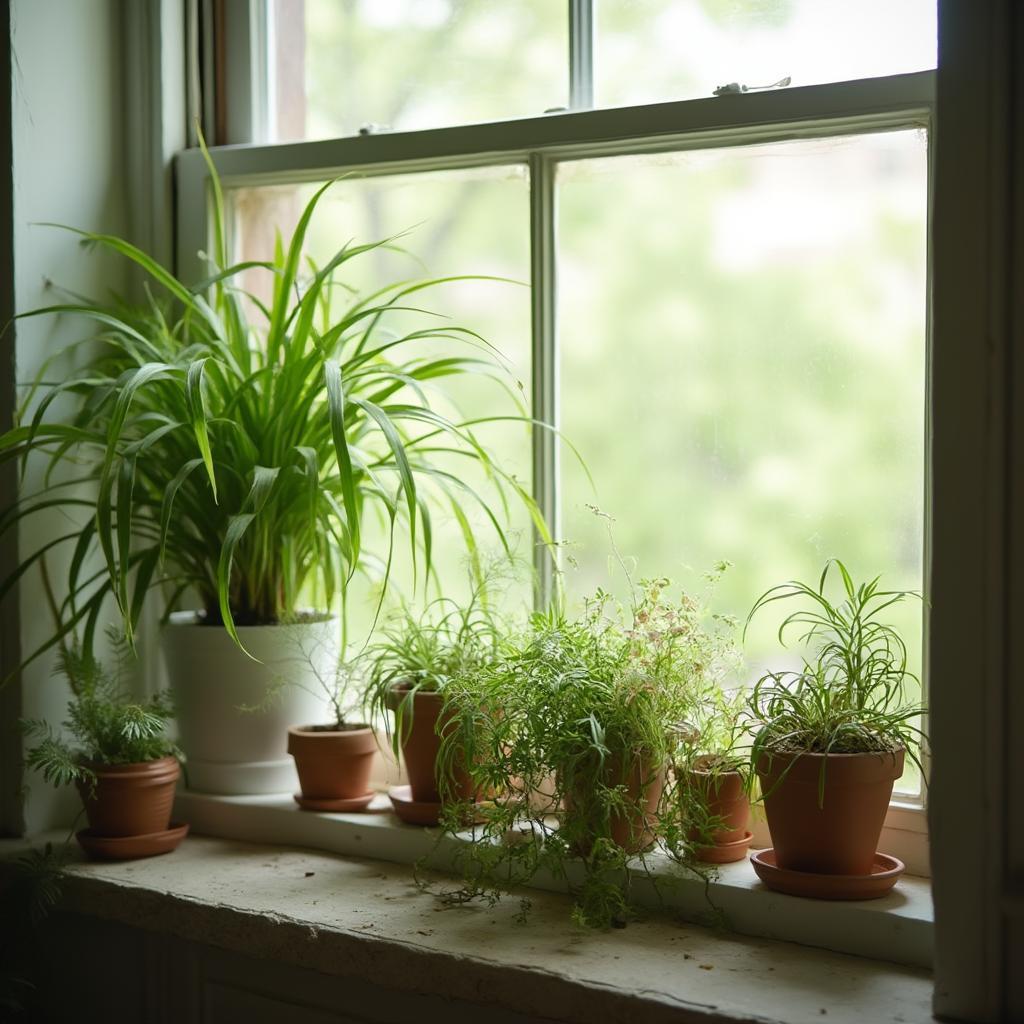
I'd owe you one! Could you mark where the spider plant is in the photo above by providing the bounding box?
[0,140,545,668]
[743,559,925,779]
[360,570,507,758]
[435,577,735,928]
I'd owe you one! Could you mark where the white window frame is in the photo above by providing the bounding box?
[176,2,933,874]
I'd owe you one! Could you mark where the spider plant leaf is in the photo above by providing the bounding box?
[351,396,418,575]
[129,547,160,635]
[197,129,228,274]
[49,226,195,307]
[185,357,218,501]
[116,454,137,639]
[14,303,164,362]
[190,261,279,295]
[0,531,82,605]
[324,359,361,578]
[266,179,337,367]
[158,458,204,564]
[217,513,257,653]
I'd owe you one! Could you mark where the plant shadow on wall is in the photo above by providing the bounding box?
[0,137,548,794]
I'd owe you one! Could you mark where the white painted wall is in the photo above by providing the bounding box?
[11,0,130,833]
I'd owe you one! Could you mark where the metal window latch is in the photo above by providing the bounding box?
[713,76,792,97]
[358,123,392,136]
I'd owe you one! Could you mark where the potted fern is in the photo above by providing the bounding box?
[23,630,183,860]
[0,148,540,794]
[743,560,925,897]
[438,577,733,927]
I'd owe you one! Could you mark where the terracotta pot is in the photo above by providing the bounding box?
[686,759,750,845]
[76,756,180,837]
[288,724,377,800]
[564,753,666,855]
[756,747,905,875]
[392,685,474,804]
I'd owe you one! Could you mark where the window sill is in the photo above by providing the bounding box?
[1,830,933,1024]
[173,789,933,971]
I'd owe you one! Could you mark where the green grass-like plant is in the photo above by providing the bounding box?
[435,578,738,928]
[0,142,543,666]
[742,559,925,784]
[360,571,506,758]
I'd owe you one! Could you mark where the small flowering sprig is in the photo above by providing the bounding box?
[584,568,741,709]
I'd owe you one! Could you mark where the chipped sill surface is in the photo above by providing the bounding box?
[173,789,933,971]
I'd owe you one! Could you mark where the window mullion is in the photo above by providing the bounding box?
[222,0,272,145]
[530,153,559,610]
[568,0,595,110]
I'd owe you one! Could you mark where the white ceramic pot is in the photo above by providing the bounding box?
[162,612,335,795]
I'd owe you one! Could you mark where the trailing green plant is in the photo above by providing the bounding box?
[246,623,362,730]
[22,629,179,792]
[742,559,925,780]
[298,659,363,731]
[0,136,546,667]
[360,568,508,757]
[0,843,67,1020]
[434,576,738,928]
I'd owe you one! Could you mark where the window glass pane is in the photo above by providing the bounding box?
[557,131,927,792]
[231,166,534,634]
[272,0,568,142]
[598,0,937,109]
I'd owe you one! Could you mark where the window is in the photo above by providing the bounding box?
[182,0,934,813]
[282,0,568,141]
[558,131,928,797]
[596,0,937,108]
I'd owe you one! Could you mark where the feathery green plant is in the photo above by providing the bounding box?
[435,577,737,928]
[21,629,179,792]
[0,141,545,666]
[742,559,925,774]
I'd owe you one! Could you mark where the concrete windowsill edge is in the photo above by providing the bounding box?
[0,831,934,1024]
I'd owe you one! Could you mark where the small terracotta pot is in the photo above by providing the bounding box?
[564,753,666,856]
[392,685,474,805]
[686,759,750,845]
[288,724,377,800]
[756,747,904,876]
[685,759,751,863]
[76,756,180,837]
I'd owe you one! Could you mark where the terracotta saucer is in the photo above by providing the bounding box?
[76,822,189,861]
[750,848,904,900]
[293,791,376,813]
[388,784,442,826]
[696,830,754,864]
